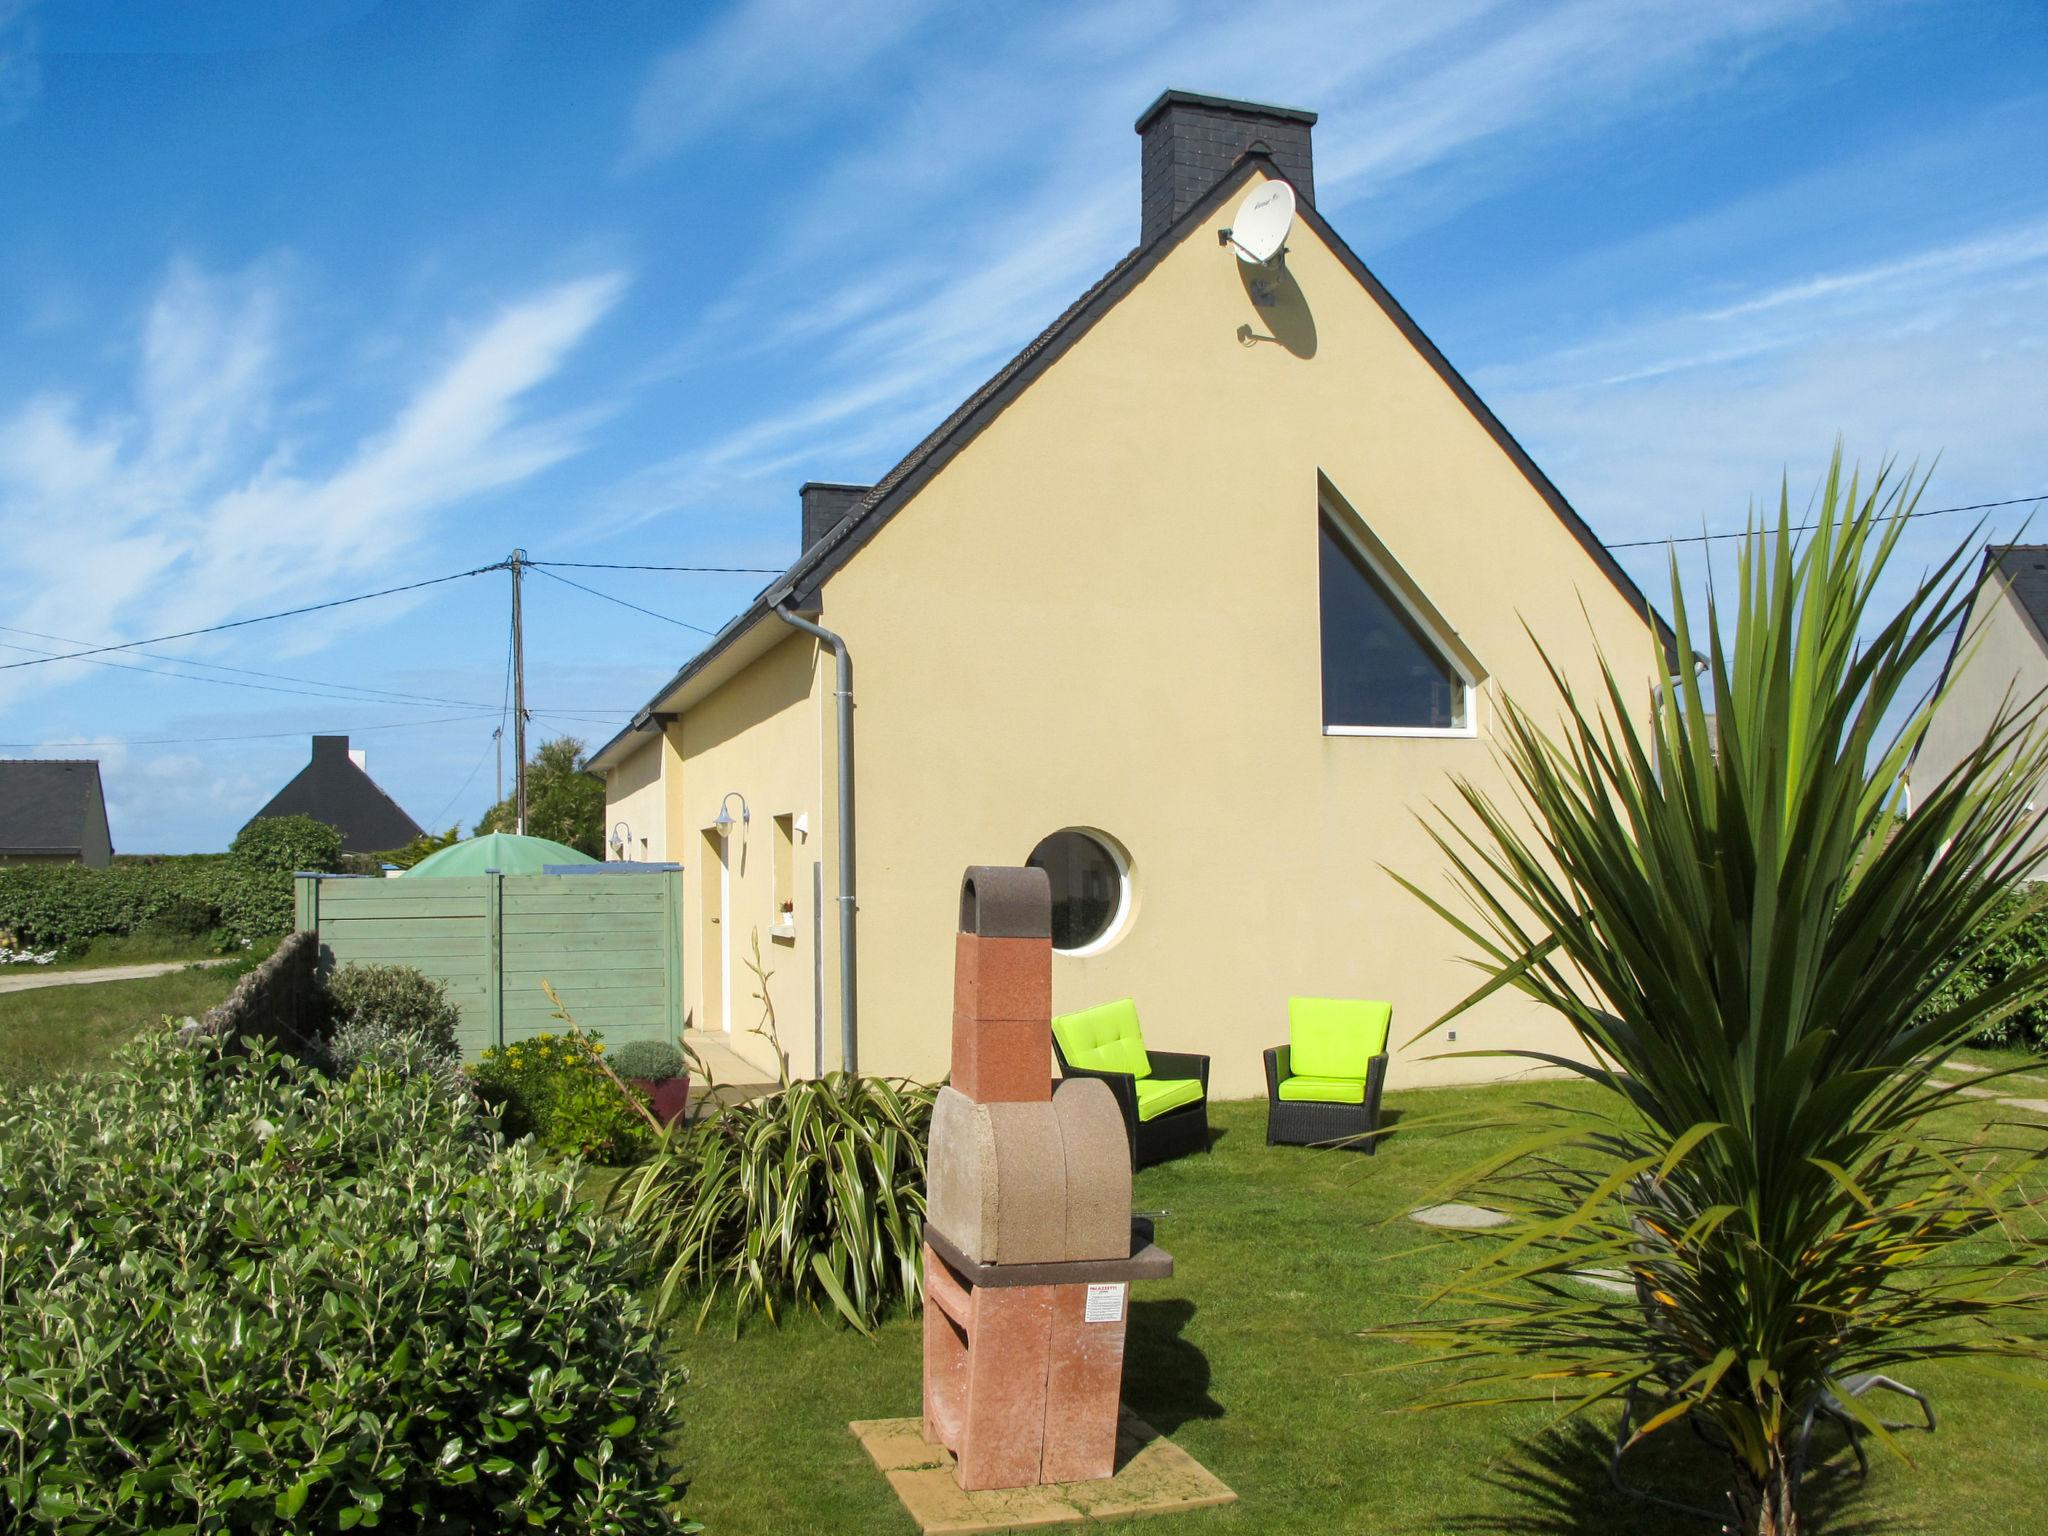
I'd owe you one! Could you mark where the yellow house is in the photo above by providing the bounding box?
[593,91,1672,1098]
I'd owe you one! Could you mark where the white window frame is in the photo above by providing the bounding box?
[1318,507,1479,740]
[1036,827,1133,959]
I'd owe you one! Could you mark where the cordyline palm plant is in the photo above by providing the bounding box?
[1380,454,2048,1535]
[612,933,937,1336]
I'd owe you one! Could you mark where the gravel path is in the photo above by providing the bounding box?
[0,959,231,995]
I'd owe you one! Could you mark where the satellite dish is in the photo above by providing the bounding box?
[1225,180,1295,265]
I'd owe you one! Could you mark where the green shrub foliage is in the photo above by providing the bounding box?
[1918,888,2048,1049]
[0,859,292,949]
[615,1073,937,1334]
[0,1031,688,1532]
[229,814,344,876]
[327,962,463,1056]
[607,1038,687,1083]
[472,1032,653,1165]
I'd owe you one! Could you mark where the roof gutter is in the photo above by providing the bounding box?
[772,602,858,1074]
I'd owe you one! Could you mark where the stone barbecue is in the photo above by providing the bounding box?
[921,866,1174,1491]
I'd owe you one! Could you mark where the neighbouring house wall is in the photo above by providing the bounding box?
[665,632,830,1076]
[605,736,667,863]
[0,852,82,867]
[808,170,1665,1099]
[80,783,113,868]
[1915,577,2048,875]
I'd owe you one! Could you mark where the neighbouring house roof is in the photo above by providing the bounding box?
[1925,545,2048,707]
[247,735,426,855]
[0,759,108,855]
[1985,545,2048,648]
[592,151,1675,773]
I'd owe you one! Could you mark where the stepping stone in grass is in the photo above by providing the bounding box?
[1409,1202,1510,1230]
[1566,1268,1637,1298]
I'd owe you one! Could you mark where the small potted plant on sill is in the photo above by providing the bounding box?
[606,1038,691,1126]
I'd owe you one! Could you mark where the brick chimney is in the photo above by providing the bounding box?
[801,482,870,554]
[1135,89,1316,247]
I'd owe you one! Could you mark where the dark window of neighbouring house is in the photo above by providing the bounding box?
[1319,515,1466,731]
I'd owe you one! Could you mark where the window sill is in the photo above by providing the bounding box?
[1324,725,1477,739]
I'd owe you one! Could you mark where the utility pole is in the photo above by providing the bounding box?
[493,725,503,808]
[510,549,527,835]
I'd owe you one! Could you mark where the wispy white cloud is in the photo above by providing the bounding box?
[1476,220,2048,592]
[621,0,944,172]
[0,263,628,709]
[596,0,1846,538]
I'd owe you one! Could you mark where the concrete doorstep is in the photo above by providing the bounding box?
[850,1410,1236,1534]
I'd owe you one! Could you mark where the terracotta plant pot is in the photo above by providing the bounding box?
[631,1075,692,1127]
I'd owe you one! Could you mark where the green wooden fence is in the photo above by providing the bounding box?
[295,869,685,1059]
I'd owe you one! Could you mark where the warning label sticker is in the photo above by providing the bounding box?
[1084,1283,1126,1324]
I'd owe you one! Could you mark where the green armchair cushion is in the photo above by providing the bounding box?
[1275,1074,1367,1105]
[1287,997,1391,1080]
[1134,1077,1204,1121]
[1052,998,1152,1079]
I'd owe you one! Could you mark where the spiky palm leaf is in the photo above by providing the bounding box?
[1379,455,2048,1535]
[612,1072,936,1337]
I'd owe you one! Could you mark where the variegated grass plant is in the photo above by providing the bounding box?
[611,932,937,1335]
[1378,454,2048,1536]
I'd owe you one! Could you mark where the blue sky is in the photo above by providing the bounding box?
[1,0,2044,851]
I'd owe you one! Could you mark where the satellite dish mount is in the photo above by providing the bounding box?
[1219,179,1296,267]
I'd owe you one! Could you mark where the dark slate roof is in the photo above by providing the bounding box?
[596,152,1674,765]
[246,736,425,855]
[1988,545,2048,644]
[0,759,107,854]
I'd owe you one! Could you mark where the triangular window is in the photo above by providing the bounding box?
[1319,514,1469,732]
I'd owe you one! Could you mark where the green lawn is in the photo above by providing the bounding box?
[0,963,247,1090]
[667,1084,2048,1536]
[0,929,238,974]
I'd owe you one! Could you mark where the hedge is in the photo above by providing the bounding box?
[0,858,293,949]
[0,1030,692,1532]
[1919,887,2048,1050]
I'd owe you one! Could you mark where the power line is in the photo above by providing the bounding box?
[0,711,503,750]
[1607,493,2048,550]
[528,564,722,637]
[0,629,499,710]
[426,728,499,830]
[0,562,507,672]
[0,621,509,709]
[528,559,785,573]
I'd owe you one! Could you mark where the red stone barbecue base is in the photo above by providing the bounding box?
[849,1409,1237,1534]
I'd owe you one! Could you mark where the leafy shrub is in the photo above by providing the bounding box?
[473,1031,652,1165]
[1916,887,2048,1050]
[0,860,293,949]
[609,1038,688,1083]
[0,1030,690,1533]
[384,825,462,869]
[327,961,463,1055]
[324,964,466,1088]
[615,1073,937,1334]
[137,890,216,939]
[229,813,344,876]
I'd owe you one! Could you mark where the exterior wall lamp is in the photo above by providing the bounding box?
[713,792,750,840]
[608,821,633,859]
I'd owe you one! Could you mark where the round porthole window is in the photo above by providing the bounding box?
[1026,828,1130,955]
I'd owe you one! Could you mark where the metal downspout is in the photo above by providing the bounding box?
[773,603,858,1073]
